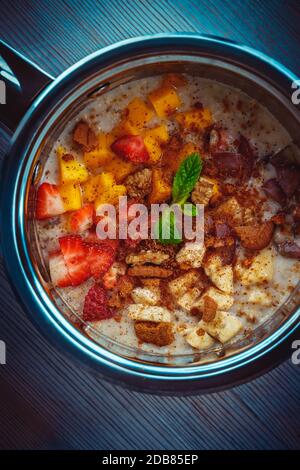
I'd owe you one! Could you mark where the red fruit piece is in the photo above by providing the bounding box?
[36,183,65,220]
[85,243,116,278]
[59,235,90,286]
[68,204,94,233]
[111,135,149,163]
[48,251,73,287]
[83,284,114,321]
[85,230,119,250]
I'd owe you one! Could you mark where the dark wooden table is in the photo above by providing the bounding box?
[0,0,299,450]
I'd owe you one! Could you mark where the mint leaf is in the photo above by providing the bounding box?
[182,203,198,216]
[172,153,202,204]
[156,208,182,245]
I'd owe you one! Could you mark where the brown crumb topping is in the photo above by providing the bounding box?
[134,321,174,346]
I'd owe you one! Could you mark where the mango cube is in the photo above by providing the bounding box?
[112,119,139,137]
[83,172,116,203]
[83,132,114,170]
[148,86,181,118]
[104,154,135,182]
[143,124,169,164]
[95,184,127,209]
[176,107,212,130]
[59,183,82,212]
[126,97,153,131]
[149,168,172,204]
[57,146,88,184]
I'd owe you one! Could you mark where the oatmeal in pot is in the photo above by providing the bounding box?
[34,74,300,360]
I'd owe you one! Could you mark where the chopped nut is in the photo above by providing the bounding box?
[191,177,216,205]
[135,321,174,346]
[127,265,173,278]
[214,197,244,226]
[126,250,170,266]
[125,168,152,198]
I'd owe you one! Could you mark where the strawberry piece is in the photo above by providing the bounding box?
[85,243,115,278]
[83,284,114,321]
[59,235,90,286]
[48,251,73,287]
[111,135,149,163]
[85,230,119,251]
[68,204,94,233]
[36,183,65,220]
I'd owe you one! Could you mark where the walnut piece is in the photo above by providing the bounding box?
[126,250,169,265]
[125,168,152,198]
[191,177,215,206]
[127,265,173,278]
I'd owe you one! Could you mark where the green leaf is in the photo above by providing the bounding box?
[172,152,202,204]
[155,208,182,245]
[181,203,198,216]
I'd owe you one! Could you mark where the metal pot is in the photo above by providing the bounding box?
[0,33,299,393]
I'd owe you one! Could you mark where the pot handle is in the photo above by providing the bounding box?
[0,40,54,133]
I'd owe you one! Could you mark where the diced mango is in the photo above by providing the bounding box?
[83,132,114,170]
[95,184,127,209]
[57,146,88,184]
[175,107,212,130]
[143,124,169,164]
[112,119,139,137]
[126,97,153,131]
[149,168,172,204]
[168,143,200,172]
[104,154,135,182]
[83,172,116,203]
[59,183,82,212]
[148,86,181,118]
[162,73,187,89]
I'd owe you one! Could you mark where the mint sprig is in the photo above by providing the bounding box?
[172,153,202,205]
[156,153,202,244]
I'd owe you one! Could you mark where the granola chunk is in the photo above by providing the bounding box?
[126,250,170,266]
[135,321,174,346]
[125,168,152,198]
[127,265,173,278]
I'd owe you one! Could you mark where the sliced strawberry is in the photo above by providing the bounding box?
[83,284,114,321]
[85,243,115,278]
[68,204,94,233]
[111,135,149,163]
[59,235,90,286]
[48,251,73,287]
[36,183,65,220]
[85,230,119,250]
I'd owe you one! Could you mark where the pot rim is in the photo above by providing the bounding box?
[1,33,299,387]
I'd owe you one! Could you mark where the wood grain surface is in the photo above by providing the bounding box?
[0,0,299,450]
